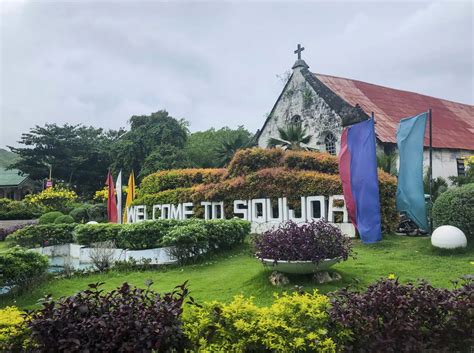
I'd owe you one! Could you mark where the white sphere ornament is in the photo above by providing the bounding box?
[431,225,467,249]
[86,221,99,225]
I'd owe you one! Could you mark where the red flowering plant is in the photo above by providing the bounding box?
[254,220,353,263]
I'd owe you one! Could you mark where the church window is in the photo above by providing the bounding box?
[324,132,337,155]
[456,158,465,176]
[291,115,301,124]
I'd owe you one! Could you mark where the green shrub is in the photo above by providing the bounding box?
[88,204,107,222]
[184,290,339,352]
[139,169,226,195]
[162,222,209,263]
[9,224,77,248]
[54,215,75,224]
[38,211,64,224]
[0,198,44,220]
[227,147,284,177]
[118,220,179,249]
[74,223,123,246]
[432,183,474,239]
[69,206,90,223]
[0,248,49,289]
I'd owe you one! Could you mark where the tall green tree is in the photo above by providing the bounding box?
[112,110,188,177]
[267,123,313,151]
[9,124,122,196]
[184,126,253,168]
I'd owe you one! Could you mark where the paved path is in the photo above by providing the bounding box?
[0,219,37,229]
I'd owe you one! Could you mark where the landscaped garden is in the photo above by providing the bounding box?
[0,147,473,351]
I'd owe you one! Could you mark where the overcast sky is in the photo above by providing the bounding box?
[1,0,473,148]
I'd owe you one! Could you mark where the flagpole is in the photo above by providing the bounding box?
[429,108,433,233]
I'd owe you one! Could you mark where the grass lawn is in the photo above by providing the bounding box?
[1,234,473,309]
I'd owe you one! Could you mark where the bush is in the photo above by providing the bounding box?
[0,306,30,352]
[28,282,189,352]
[38,211,64,224]
[329,278,474,352]
[0,248,49,289]
[135,167,398,232]
[25,186,77,212]
[9,224,76,248]
[184,290,338,352]
[0,198,43,220]
[53,215,75,224]
[0,221,36,241]
[254,220,352,263]
[74,219,251,255]
[227,147,284,177]
[162,222,209,263]
[226,148,340,177]
[88,203,107,222]
[74,221,177,249]
[69,206,90,223]
[433,183,474,239]
[139,168,226,195]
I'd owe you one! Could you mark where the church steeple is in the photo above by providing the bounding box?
[292,43,309,69]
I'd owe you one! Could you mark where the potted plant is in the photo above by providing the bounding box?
[254,220,353,274]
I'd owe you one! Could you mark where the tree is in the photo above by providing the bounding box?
[112,110,188,177]
[215,134,253,167]
[139,144,192,178]
[184,126,254,168]
[9,124,122,196]
[377,150,398,176]
[267,123,313,151]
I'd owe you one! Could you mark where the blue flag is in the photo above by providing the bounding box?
[396,112,428,231]
[342,118,382,243]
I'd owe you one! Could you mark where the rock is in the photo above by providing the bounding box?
[313,271,333,284]
[431,225,467,249]
[86,221,99,225]
[269,271,289,286]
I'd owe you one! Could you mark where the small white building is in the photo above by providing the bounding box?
[256,47,474,180]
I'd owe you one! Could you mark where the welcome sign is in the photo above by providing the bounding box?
[127,195,356,236]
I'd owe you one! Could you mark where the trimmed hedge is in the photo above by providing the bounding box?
[139,169,226,195]
[54,215,75,224]
[74,219,251,254]
[433,183,474,239]
[9,224,77,248]
[0,248,49,289]
[226,148,339,177]
[135,168,398,232]
[74,221,178,250]
[38,211,64,224]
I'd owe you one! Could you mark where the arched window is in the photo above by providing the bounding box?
[291,115,301,124]
[324,132,337,155]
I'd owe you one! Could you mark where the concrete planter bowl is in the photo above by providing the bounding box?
[260,257,342,274]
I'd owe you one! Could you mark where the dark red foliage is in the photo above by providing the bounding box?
[27,282,190,353]
[254,220,353,262]
[329,278,474,352]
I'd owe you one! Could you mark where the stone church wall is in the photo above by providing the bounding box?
[257,69,343,155]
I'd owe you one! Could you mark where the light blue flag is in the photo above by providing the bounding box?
[396,112,428,231]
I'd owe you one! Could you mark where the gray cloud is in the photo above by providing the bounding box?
[1,0,472,148]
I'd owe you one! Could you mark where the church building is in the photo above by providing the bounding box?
[256,45,474,180]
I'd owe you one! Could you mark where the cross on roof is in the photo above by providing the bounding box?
[294,44,304,60]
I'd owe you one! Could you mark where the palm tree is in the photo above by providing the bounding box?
[377,150,398,176]
[215,134,252,167]
[267,123,313,151]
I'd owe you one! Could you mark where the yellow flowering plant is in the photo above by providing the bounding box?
[0,306,30,350]
[184,290,346,352]
[25,186,77,211]
[93,186,133,202]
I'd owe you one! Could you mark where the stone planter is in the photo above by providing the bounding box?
[260,257,341,274]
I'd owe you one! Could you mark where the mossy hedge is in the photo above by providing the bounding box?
[135,148,398,231]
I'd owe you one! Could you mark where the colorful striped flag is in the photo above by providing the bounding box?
[338,118,382,243]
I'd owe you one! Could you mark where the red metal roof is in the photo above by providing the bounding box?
[315,73,474,150]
